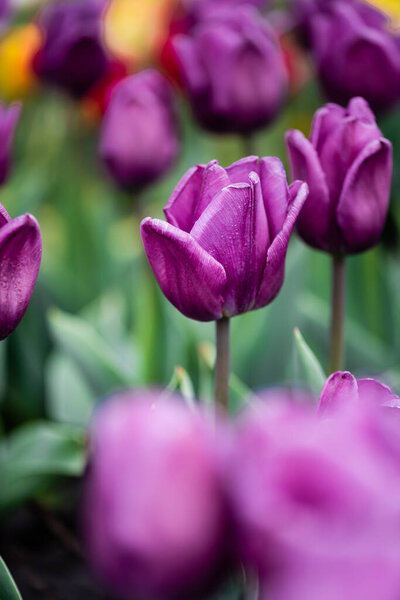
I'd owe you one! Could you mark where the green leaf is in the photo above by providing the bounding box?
[0,556,22,600]
[166,366,196,408]
[46,352,96,427]
[293,327,326,398]
[0,422,86,514]
[48,308,134,395]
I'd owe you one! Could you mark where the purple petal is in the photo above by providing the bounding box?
[285,129,335,252]
[259,157,289,240]
[254,181,308,310]
[337,139,392,253]
[164,161,230,233]
[318,371,359,417]
[0,203,11,227]
[310,103,346,150]
[191,174,268,316]
[226,156,260,183]
[141,218,226,322]
[0,214,42,340]
[173,35,208,96]
[357,379,399,408]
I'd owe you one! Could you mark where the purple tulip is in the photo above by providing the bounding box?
[173,7,288,134]
[286,97,392,254]
[141,157,308,321]
[0,102,21,186]
[34,0,108,98]
[0,205,42,340]
[307,1,400,113]
[185,0,269,22]
[225,400,400,600]
[100,70,181,192]
[84,390,231,600]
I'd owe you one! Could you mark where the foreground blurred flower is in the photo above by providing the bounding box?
[226,400,400,600]
[100,69,180,192]
[84,390,231,600]
[34,0,108,98]
[307,1,400,112]
[141,157,307,321]
[0,102,21,185]
[173,7,288,134]
[0,204,42,340]
[0,24,42,102]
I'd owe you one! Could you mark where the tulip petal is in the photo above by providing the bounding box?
[191,174,268,316]
[255,181,308,310]
[357,379,400,408]
[173,35,208,96]
[164,161,230,233]
[226,156,260,183]
[0,214,42,340]
[259,157,289,240]
[318,371,359,416]
[141,218,226,322]
[0,203,11,227]
[337,139,392,253]
[285,129,338,252]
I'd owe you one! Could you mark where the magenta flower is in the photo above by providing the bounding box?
[141,157,308,321]
[0,205,42,340]
[286,97,392,254]
[173,7,288,134]
[100,70,180,192]
[84,390,231,600]
[0,102,21,186]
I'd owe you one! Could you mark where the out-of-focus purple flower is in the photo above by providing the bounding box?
[84,390,231,600]
[318,371,400,416]
[141,157,308,321]
[286,97,392,254]
[305,1,400,113]
[185,0,269,23]
[100,69,180,192]
[225,400,400,600]
[173,7,288,134]
[0,204,42,340]
[0,102,21,186]
[34,0,108,98]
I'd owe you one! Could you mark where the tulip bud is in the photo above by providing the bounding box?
[286,97,392,254]
[99,69,181,192]
[84,391,231,600]
[141,156,308,321]
[0,102,21,186]
[0,205,42,340]
[173,7,288,134]
[307,1,400,113]
[34,0,108,98]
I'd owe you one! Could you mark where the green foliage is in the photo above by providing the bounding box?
[0,556,22,600]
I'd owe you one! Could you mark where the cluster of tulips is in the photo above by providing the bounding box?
[1,0,400,599]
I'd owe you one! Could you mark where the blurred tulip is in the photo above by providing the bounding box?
[173,7,288,134]
[0,204,42,340]
[34,0,108,98]
[0,102,21,185]
[286,97,392,254]
[99,69,180,191]
[141,157,308,321]
[225,400,400,600]
[0,24,41,101]
[307,1,400,112]
[84,390,231,600]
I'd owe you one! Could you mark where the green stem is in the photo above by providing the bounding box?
[215,317,230,410]
[329,255,346,373]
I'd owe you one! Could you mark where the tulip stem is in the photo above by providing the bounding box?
[215,317,230,410]
[329,255,346,373]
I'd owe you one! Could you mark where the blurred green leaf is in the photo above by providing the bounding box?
[166,366,196,407]
[0,556,22,600]
[0,422,85,514]
[293,327,326,398]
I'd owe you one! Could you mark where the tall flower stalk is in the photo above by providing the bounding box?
[329,255,346,373]
[215,317,230,409]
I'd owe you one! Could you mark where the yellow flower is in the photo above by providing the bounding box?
[363,0,400,28]
[0,24,42,101]
[104,0,178,67]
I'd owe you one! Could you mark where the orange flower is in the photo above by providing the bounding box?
[0,24,42,101]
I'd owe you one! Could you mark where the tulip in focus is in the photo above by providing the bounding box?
[286,97,392,255]
[141,157,308,321]
[0,204,42,340]
[99,69,180,191]
[84,390,231,600]
[173,7,288,134]
[34,0,108,98]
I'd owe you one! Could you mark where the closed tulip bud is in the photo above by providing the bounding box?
[34,0,108,98]
[173,7,288,134]
[0,102,21,185]
[84,391,231,600]
[308,1,400,113]
[0,205,42,340]
[99,69,181,191]
[286,97,392,254]
[141,157,308,321]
